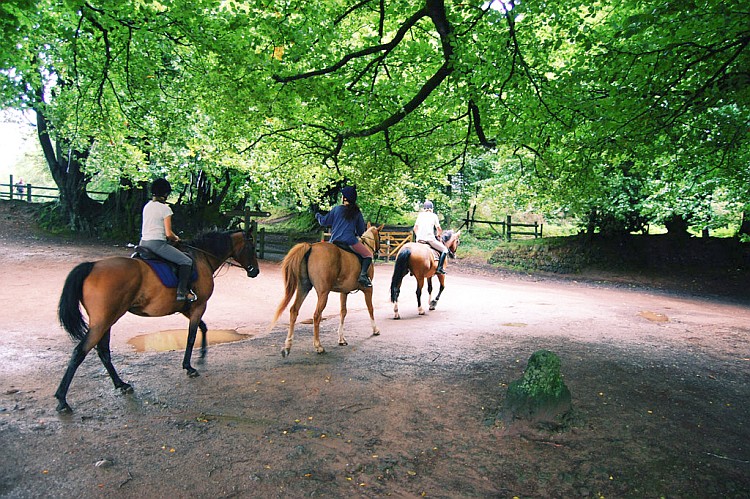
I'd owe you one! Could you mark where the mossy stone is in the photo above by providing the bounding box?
[503,350,572,424]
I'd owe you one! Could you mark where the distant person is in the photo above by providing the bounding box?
[315,185,373,287]
[139,178,195,301]
[413,200,448,274]
[15,179,24,195]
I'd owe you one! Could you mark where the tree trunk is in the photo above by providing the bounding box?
[35,99,100,231]
[739,211,750,237]
[664,214,690,238]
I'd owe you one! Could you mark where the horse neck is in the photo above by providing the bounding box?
[361,230,378,253]
[192,245,231,272]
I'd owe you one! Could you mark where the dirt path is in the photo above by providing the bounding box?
[0,211,749,497]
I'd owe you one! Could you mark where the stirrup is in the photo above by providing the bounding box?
[177,289,197,302]
[358,275,373,288]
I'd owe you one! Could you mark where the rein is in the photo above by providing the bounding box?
[360,229,379,255]
[183,244,244,277]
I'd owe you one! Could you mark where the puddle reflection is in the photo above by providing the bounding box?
[128,329,249,352]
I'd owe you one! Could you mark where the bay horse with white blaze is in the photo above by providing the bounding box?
[389,229,460,319]
[55,229,259,413]
[270,224,383,357]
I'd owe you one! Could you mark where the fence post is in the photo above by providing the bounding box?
[506,215,512,241]
[25,183,31,202]
[9,175,13,200]
[534,221,538,238]
[258,227,266,259]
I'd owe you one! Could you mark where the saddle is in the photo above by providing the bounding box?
[131,246,197,288]
[330,241,364,262]
[417,240,440,260]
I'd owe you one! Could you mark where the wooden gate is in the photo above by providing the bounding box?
[380,229,413,262]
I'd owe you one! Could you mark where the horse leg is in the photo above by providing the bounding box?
[427,277,435,310]
[416,278,426,315]
[364,287,380,336]
[430,275,446,310]
[95,330,132,393]
[282,285,312,358]
[182,315,204,377]
[393,294,400,320]
[54,343,88,413]
[198,320,208,363]
[337,293,348,346]
[54,327,105,413]
[312,290,330,354]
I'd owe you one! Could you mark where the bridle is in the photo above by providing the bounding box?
[232,233,259,276]
[443,231,460,258]
[184,231,258,276]
[360,227,380,257]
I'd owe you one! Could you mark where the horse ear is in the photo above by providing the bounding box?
[377,223,384,231]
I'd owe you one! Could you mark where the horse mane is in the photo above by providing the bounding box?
[441,229,454,243]
[185,230,236,256]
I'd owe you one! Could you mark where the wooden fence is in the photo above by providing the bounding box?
[320,226,413,262]
[1,175,110,203]
[459,213,543,241]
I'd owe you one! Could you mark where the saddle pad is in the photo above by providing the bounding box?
[417,241,439,260]
[142,259,197,288]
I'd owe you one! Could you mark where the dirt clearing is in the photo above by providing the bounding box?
[0,201,748,498]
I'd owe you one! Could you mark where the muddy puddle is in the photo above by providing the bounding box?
[127,329,250,352]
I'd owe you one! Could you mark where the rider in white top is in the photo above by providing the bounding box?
[139,179,195,301]
[413,200,448,274]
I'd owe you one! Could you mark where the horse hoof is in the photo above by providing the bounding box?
[316,348,326,354]
[281,348,290,358]
[119,383,134,394]
[186,369,200,378]
[56,402,73,414]
[339,340,348,346]
[429,305,436,311]
[372,330,380,336]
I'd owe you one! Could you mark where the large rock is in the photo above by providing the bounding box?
[501,350,572,425]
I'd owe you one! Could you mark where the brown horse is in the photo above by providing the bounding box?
[270,223,383,357]
[55,229,259,413]
[389,229,461,319]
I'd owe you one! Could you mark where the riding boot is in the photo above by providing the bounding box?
[436,251,448,275]
[176,264,195,302]
[358,257,373,288]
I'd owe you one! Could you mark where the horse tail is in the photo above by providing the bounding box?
[58,262,95,342]
[269,243,312,328]
[390,247,412,303]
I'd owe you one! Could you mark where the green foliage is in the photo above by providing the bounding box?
[508,350,568,399]
[0,0,748,233]
[503,350,572,424]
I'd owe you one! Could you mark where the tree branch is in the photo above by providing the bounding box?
[272,7,428,83]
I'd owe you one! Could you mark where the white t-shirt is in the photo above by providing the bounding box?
[414,211,441,241]
[141,200,173,241]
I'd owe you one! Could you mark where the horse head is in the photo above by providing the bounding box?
[230,229,260,278]
[443,229,461,258]
[363,223,385,258]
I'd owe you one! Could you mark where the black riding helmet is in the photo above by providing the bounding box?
[151,178,172,198]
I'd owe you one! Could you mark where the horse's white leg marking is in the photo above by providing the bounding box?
[364,287,379,335]
[338,293,348,346]
[313,289,330,354]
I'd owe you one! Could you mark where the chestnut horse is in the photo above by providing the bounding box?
[55,229,259,413]
[270,224,383,357]
[389,229,460,319]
